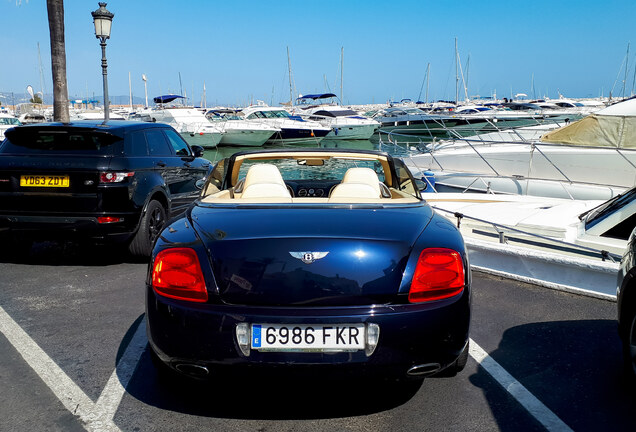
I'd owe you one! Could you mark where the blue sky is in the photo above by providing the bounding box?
[1,0,635,106]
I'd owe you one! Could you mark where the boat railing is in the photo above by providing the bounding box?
[431,205,620,263]
[377,114,571,145]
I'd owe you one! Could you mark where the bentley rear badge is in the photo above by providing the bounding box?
[289,251,329,264]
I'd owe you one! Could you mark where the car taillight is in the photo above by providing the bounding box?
[100,172,134,183]
[97,216,122,224]
[408,248,465,303]
[152,248,208,302]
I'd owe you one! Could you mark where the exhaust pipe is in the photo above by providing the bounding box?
[407,363,441,377]
[175,363,210,377]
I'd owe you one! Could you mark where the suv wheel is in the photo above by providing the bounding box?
[129,200,166,257]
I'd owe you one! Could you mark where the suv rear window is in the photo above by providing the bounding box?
[1,128,122,155]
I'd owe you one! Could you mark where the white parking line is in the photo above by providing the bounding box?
[95,317,148,421]
[0,305,146,432]
[469,338,573,432]
[0,303,575,431]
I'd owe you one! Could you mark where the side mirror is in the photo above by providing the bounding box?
[195,178,206,190]
[191,145,205,158]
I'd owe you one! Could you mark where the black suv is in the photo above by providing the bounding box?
[0,120,211,256]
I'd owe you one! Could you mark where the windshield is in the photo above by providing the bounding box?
[237,157,386,182]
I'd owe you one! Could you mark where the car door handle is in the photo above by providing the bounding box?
[156,161,166,167]
[184,162,192,168]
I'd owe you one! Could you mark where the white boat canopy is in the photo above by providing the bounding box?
[541,97,636,148]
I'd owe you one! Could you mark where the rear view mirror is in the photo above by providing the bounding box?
[297,159,324,166]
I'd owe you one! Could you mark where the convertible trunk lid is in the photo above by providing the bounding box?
[190,204,434,306]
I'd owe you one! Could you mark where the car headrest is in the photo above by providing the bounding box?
[328,182,381,201]
[243,163,286,190]
[342,167,381,195]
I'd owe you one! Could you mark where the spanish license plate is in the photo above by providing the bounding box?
[20,175,70,188]
[251,324,365,351]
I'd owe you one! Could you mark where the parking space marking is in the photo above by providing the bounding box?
[0,301,577,431]
[95,317,147,421]
[0,305,147,432]
[469,338,573,432]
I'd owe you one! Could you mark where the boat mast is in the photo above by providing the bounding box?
[178,72,184,105]
[531,73,535,100]
[202,82,207,109]
[340,46,344,105]
[464,54,470,101]
[287,46,294,106]
[142,74,148,108]
[128,71,133,110]
[417,62,430,104]
[455,38,459,104]
[622,42,630,99]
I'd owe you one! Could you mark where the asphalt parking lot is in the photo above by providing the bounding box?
[0,240,635,432]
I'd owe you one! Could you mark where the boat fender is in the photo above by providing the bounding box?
[421,170,436,193]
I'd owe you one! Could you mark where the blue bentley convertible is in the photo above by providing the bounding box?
[146,148,471,382]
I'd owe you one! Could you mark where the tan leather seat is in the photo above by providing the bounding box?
[328,183,380,201]
[328,167,385,202]
[240,163,292,201]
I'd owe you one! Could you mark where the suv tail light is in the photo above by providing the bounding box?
[408,248,465,303]
[152,248,208,302]
[100,171,134,183]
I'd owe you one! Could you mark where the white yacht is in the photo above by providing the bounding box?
[0,113,21,140]
[407,97,636,200]
[70,111,126,121]
[294,93,380,140]
[149,95,222,148]
[371,106,459,136]
[241,105,330,145]
[422,190,630,298]
[205,109,278,147]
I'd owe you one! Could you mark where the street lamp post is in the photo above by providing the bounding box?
[91,2,114,122]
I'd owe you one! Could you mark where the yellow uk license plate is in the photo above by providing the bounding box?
[20,175,70,188]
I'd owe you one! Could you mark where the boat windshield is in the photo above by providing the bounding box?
[0,117,21,126]
[247,110,290,120]
[583,188,636,232]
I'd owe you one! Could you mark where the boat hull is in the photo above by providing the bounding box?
[219,128,276,147]
[266,127,330,145]
[180,132,221,149]
[327,123,378,140]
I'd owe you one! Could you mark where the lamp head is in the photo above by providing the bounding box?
[91,2,114,40]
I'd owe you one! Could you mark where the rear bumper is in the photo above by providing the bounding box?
[146,286,471,379]
[0,212,140,242]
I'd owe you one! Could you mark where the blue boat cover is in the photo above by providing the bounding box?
[296,93,337,101]
[153,94,185,103]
